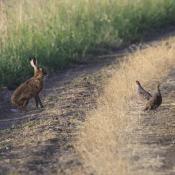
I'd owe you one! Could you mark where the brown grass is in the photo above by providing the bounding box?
[76,38,175,175]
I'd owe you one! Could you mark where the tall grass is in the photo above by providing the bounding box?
[76,38,175,175]
[1,0,175,87]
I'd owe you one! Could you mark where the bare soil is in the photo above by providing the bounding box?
[121,69,175,175]
[0,55,119,175]
[1,30,175,175]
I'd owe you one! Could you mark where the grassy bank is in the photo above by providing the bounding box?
[76,38,175,175]
[1,0,175,87]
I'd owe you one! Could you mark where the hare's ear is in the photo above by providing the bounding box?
[30,57,38,72]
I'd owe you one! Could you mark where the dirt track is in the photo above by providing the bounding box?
[1,31,175,175]
[122,69,175,175]
[0,55,119,175]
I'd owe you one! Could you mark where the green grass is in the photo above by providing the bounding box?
[1,0,175,88]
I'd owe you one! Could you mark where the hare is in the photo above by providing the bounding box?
[136,80,152,100]
[11,57,47,111]
[143,83,162,111]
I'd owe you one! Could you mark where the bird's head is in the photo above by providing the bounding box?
[136,80,141,85]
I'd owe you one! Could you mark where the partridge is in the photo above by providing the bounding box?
[144,83,162,111]
[136,80,152,100]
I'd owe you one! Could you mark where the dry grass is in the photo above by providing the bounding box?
[76,38,175,175]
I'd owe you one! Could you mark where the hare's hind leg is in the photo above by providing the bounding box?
[21,99,29,112]
[15,100,28,112]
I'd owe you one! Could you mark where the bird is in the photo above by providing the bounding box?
[143,83,162,111]
[136,80,152,100]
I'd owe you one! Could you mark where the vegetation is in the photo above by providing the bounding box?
[1,0,175,87]
[76,38,175,175]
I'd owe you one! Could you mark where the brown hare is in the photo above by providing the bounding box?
[144,83,162,111]
[136,80,152,100]
[11,57,47,111]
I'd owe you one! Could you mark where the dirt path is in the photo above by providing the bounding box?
[0,56,120,175]
[1,31,175,175]
[121,70,175,175]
